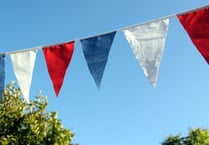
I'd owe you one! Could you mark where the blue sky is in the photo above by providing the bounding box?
[1,1,209,145]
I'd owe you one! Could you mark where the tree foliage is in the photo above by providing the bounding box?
[0,82,74,145]
[161,128,209,145]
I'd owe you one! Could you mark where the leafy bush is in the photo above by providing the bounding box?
[0,82,74,145]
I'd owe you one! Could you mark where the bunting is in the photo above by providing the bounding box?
[0,5,208,100]
[123,19,169,87]
[0,55,5,97]
[80,32,116,88]
[10,50,37,102]
[178,7,209,64]
[43,41,74,96]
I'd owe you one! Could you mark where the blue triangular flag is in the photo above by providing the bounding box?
[80,32,116,88]
[0,55,5,98]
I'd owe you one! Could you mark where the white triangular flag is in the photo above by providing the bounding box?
[123,19,169,87]
[10,50,37,102]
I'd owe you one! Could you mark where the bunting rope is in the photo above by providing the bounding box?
[1,4,208,56]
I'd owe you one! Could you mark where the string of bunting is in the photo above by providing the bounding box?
[0,5,209,102]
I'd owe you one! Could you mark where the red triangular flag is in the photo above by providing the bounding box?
[43,41,74,96]
[178,7,209,64]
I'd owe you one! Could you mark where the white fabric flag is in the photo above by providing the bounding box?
[123,19,169,87]
[10,50,37,102]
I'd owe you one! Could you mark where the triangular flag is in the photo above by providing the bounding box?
[10,50,37,102]
[80,32,116,88]
[178,7,209,64]
[123,19,169,87]
[43,41,74,96]
[0,55,5,98]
